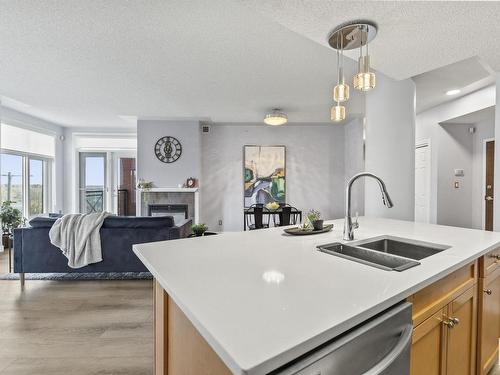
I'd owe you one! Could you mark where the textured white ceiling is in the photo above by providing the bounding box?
[0,0,363,128]
[2,1,498,128]
[243,1,500,80]
[413,56,495,113]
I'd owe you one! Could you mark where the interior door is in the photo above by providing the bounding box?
[485,140,494,231]
[112,151,136,216]
[415,143,431,223]
[79,152,107,214]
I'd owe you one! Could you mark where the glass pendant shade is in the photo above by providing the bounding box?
[354,72,376,91]
[331,104,346,122]
[354,55,376,91]
[333,83,350,102]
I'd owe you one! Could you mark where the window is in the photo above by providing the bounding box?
[1,123,55,218]
[29,158,44,216]
[0,153,24,213]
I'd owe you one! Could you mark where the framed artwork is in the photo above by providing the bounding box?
[243,145,285,208]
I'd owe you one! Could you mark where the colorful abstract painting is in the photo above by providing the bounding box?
[244,145,285,208]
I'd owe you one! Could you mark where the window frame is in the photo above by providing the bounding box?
[1,148,53,218]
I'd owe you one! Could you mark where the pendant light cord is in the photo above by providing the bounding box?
[336,36,340,105]
[340,30,344,85]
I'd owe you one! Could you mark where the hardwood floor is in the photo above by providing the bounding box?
[0,251,153,375]
[0,248,11,275]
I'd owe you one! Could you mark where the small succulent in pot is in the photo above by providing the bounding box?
[307,209,323,231]
[191,223,208,237]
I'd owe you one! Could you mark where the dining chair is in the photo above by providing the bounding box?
[247,204,269,230]
[277,206,300,226]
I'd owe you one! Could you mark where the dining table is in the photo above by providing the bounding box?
[243,206,302,231]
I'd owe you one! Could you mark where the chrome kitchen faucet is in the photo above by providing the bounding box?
[344,172,394,240]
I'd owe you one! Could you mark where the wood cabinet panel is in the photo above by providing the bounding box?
[478,267,500,375]
[411,308,447,375]
[446,287,477,375]
[167,298,232,375]
[480,247,500,277]
[154,280,232,375]
[412,262,477,326]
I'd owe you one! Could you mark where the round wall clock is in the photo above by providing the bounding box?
[154,136,182,163]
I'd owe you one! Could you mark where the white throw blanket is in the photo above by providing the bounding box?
[49,212,111,269]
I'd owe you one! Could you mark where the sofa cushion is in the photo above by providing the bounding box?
[29,216,58,228]
[101,216,175,229]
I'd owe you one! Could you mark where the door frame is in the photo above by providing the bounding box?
[111,150,136,215]
[482,138,495,230]
[415,139,431,223]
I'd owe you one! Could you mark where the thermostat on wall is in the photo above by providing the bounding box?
[454,169,464,177]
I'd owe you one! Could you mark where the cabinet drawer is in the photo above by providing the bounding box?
[480,247,500,277]
[411,261,477,326]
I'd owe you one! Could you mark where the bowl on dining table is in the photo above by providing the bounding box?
[266,202,280,210]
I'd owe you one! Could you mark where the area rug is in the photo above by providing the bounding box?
[0,272,153,280]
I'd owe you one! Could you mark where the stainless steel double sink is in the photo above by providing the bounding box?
[317,236,450,272]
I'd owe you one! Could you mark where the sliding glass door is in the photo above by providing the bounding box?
[79,153,107,214]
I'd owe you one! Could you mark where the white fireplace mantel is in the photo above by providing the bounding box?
[136,187,199,224]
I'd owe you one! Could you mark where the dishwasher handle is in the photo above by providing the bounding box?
[362,324,412,375]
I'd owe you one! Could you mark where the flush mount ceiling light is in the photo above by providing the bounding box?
[264,109,288,126]
[446,89,461,96]
[327,20,378,122]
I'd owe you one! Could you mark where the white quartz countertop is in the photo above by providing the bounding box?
[133,217,500,375]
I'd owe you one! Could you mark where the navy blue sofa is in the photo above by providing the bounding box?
[13,215,183,284]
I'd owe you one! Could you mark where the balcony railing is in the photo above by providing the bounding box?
[84,189,104,213]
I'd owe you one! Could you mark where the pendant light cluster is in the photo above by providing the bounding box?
[328,21,378,122]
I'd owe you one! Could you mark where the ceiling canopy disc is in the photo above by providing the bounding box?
[327,20,378,50]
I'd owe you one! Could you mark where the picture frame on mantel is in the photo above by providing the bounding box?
[243,145,286,208]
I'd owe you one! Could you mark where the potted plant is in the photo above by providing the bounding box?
[191,223,208,237]
[137,179,154,204]
[0,201,24,235]
[307,209,323,231]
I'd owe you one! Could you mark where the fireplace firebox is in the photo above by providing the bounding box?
[148,204,189,224]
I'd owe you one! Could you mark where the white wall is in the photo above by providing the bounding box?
[344,117,365,216]
[1,106,65,213]
[436,124,473,228]
[416,85,495,224]
[137,120,201,188]
[200,123,349,231]
[364,74,416,220]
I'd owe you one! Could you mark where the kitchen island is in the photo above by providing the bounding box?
[133,217,500,375]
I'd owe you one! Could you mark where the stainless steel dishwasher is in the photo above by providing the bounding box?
[273,302,412,375]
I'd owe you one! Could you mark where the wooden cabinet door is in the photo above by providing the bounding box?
[411,308,447,375]
[478,269,500,375]
[446,287,477,375]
